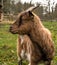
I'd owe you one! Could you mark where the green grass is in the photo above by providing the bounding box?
[0,22,57,65]
[0,24,17,65]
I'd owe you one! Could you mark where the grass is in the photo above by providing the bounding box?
[0,24,17,65]
[0,21,57,65]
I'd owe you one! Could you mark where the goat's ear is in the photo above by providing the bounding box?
[28,11,34,17]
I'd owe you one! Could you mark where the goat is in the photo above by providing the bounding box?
[17,35,42,65]
[9,6,55,65]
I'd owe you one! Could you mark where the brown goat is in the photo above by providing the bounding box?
[17,35,43,65]
[10,6,55,65]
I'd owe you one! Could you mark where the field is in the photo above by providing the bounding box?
[0,22,57,65]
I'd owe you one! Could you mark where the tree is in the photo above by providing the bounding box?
[54,4,57,19]
[2,0,16,14]
[15,0,22,14]
[10,0,16,14]
[23,2,34,10]
[34,3,43,19]
[3,0,12,14]
[15,0,34,14]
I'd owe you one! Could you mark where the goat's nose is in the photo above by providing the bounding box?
[10,26,12,29]
[10,26,12,30]
[9,25,13,31]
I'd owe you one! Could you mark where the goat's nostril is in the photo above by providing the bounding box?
[10,26,13,29]
[9,26,13,32]
[10,26,12,29]
[9,26,13,31]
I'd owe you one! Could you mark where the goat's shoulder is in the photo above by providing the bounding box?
[44,28,51,36]
[41,27,52,37]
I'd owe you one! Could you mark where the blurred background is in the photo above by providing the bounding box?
[0,0,57,22]
[0,0,57,65]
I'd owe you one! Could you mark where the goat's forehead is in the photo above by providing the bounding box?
[21,12,28,16]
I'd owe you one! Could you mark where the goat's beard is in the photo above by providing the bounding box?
[19,35,24,44]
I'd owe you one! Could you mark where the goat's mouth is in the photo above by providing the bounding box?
[10,30,17,34]
[9,28,18,34]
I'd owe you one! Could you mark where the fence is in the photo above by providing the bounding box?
[0,14,17,24]
[3,14,17,21]
[1,14,57,23]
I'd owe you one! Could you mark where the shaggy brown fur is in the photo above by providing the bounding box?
[10,11,55,65]
[17,35,42,64]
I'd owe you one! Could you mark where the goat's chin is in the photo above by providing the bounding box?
[11,31,17,34]
[9,30,18,34]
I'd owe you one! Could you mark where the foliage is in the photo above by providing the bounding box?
[54,4,57,18]
[15,1,23,14]
[2,0,57,21]
[2,0,43,17]
[0,21,57,65]
[34,3,43,19]
[3,0,11,13]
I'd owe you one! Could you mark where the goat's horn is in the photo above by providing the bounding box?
[26,5,40,12]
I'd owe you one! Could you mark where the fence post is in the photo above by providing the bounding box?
[0,3,3,22]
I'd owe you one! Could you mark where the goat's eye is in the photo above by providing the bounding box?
[18,20,22,27]
[18,16,22,27]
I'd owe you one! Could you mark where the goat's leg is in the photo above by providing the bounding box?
[18,59,22,65]
[45,60,51,65]
[28,62,37,65]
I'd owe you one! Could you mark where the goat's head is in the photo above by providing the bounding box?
[9,5,39,34]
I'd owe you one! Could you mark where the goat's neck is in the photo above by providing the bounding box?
[33,13,44,29]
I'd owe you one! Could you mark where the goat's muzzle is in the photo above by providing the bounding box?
[9,25,17,34]
[9,26,14,33]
